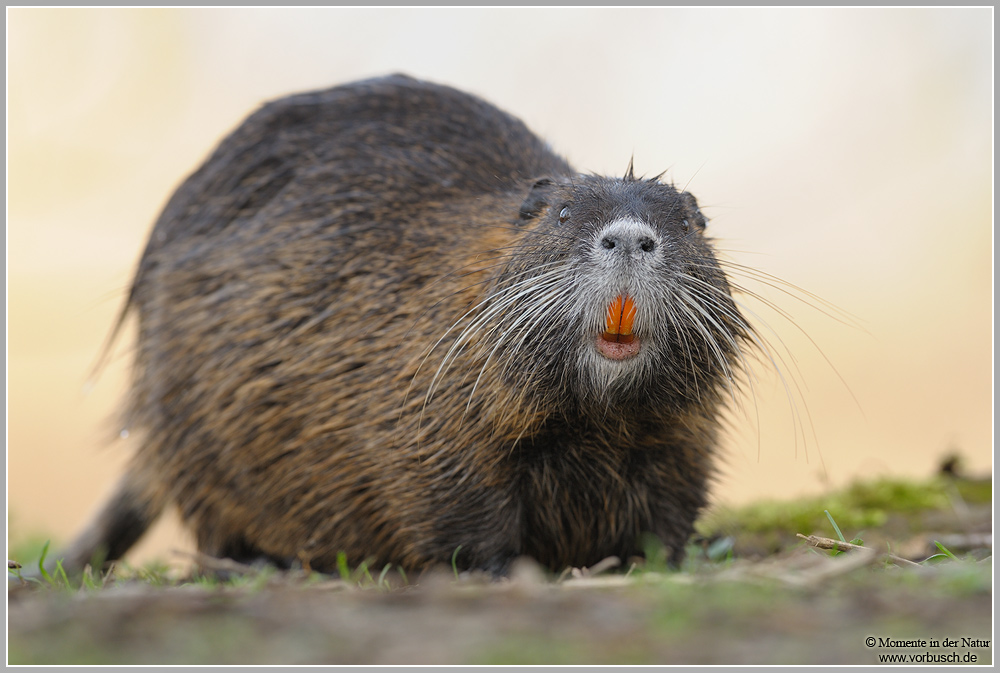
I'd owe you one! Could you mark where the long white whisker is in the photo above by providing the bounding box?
[462,272,574,417]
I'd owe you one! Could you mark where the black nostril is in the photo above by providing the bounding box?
[599,228,658,255]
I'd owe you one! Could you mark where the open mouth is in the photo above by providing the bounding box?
[596,293,641,360]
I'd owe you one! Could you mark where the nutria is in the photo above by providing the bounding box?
[61,74,753,576]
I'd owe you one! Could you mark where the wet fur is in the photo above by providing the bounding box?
[63,74,753,575]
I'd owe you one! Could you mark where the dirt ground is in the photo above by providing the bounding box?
[7,553,993,666]
[7,474,993,666]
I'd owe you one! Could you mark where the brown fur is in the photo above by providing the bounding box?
[62,74,751,576]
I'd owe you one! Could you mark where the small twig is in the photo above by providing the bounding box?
[797,533,864,552]
[8,559,27,586]
[78,565,94,594]
[561,557,623,585]
[584,556,622,577]
[886,553,923,568]
[101,562,118,588]
[797,534,921,567]
[557,556,625,582]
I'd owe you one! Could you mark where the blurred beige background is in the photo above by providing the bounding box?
[7,8,992,566]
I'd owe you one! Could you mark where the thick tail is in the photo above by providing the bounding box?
[55,462,167,573]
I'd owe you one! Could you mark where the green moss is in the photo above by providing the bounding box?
[951,477,992,505]
[699,475,983,544]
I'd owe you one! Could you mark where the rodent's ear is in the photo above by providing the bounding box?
[680,191,708,228]
[518,178,556,223]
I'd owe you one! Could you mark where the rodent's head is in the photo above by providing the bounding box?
[475,170,753,417]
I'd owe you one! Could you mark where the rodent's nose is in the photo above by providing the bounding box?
[597,219,658,258]
[601,234,657,253]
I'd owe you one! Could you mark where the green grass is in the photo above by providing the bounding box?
[701,476,950,536]
[696,474,988,558]
[10,472,989,591]
[8,471,991,666]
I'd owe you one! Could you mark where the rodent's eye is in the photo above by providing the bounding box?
[558,207,571,224]
[682,219,690,232]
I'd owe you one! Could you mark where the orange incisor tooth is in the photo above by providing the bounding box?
[603,294,637,343]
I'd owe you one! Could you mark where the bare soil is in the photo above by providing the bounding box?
[7,475,993,666]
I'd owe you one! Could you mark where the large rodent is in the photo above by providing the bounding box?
[62,74,752,576]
